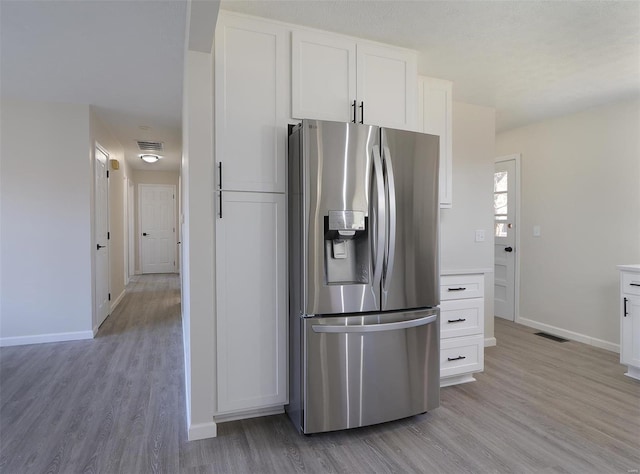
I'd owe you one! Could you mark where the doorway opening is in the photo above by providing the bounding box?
[494,154,520,322]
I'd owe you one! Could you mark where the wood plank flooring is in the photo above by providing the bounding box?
[1,274,639,473]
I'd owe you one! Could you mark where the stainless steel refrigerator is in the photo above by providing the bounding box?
[287,119,440,434]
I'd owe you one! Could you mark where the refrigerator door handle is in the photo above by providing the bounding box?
[312,314,437,333]
[382,145,397,292]
[371,147,386,289]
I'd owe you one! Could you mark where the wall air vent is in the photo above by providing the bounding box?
[136,140,164,153]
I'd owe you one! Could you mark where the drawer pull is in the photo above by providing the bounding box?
[447,355,466,362]
[447,318,467,323]
[630,282,640,287]
[447,287,467,292]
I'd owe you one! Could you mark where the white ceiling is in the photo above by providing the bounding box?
[1,0,188,172]
[222,0,640,132]
[2,1,639,172]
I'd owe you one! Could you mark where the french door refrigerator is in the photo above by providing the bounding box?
[287,119,440,434]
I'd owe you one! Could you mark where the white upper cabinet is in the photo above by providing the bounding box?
[356,42,417,130]
[291,30,357,123]
[292,30,418,130]
[215,13,288,193]
[419,76,453,207]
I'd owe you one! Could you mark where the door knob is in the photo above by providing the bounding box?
[143,232,149,236]
[505,246,513,252]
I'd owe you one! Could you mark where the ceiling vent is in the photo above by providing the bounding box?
[137,140,164,153]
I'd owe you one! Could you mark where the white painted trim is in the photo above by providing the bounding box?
[0,331,94,347]
[518,317,620,353]
[441,374,476,388]
[188,421,218,441]
[214,406,284,424]
[110,289,126,313]
[495,153,521,323]
[484,337,497,347]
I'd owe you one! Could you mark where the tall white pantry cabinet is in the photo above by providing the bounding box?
[213,13,289,417]
[212,10,456,420]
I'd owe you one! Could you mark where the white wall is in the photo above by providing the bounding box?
[181,49,217,440]
[496,98,640,350]
[441,101,496,341]
[1,100,93,345]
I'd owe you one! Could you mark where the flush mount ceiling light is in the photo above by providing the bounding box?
[140,154,161,163]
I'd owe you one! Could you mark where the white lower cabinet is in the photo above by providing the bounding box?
[619,265,640,381]
[440,273,485,387]
[215,191,287,414]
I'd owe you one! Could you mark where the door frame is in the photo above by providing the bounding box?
[138,183,177,274]
[93,142,110,333]
[495,153,521,323]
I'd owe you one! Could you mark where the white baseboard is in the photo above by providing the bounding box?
[214,405,284,424]
[110,289,126,312]
[484,337,497,347]
[188,421,218,441]
[0,330,94,347]
[517,317,620,353]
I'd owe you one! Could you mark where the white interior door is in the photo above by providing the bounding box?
[494,158,518,321]
[94,145,110,328]
[139,184,176,274]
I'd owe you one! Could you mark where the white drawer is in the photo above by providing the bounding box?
[440,274,484,300]
[440,335,484,378]
[622,272,640,296]
[440,298,483,339]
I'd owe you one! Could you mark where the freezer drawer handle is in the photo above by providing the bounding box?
[312,314,437,334]
[447,356,466,362]
[447,287,467,292]
[447,318,467,323]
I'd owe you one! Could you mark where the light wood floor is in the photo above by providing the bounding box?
[1,274,638,473]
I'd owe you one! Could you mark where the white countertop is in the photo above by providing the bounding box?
[618,264,640,272]
[441,268,493,275]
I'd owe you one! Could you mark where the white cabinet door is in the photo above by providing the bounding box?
[622,295,640,369]
[357,43,417,130]
[215,14,288,193]
[291,30,356,122]
[215,191,287,413]
[419,76,453,207]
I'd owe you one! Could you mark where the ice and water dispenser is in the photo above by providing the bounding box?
[324,210,370,285]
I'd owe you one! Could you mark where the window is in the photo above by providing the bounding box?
[494,171,508,237]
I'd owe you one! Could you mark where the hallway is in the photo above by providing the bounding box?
[0,274,185,473]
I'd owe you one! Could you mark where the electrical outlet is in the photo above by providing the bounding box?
[475,229,485,242]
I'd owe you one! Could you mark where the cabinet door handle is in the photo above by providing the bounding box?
[448,287,466,292]
[359,101,364,124]
[624,297,628,317]
[218,162,223,189]
[218,191,223,218]
[630,283,640,287]
[447,356,466,362]
[352,100,357,123]
[447,318,467,323]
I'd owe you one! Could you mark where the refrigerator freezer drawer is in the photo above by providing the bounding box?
[440,274,484,300]
[303,309,440,434]
[440,335,484,378]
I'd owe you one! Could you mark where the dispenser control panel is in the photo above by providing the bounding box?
[328,210,365,231]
